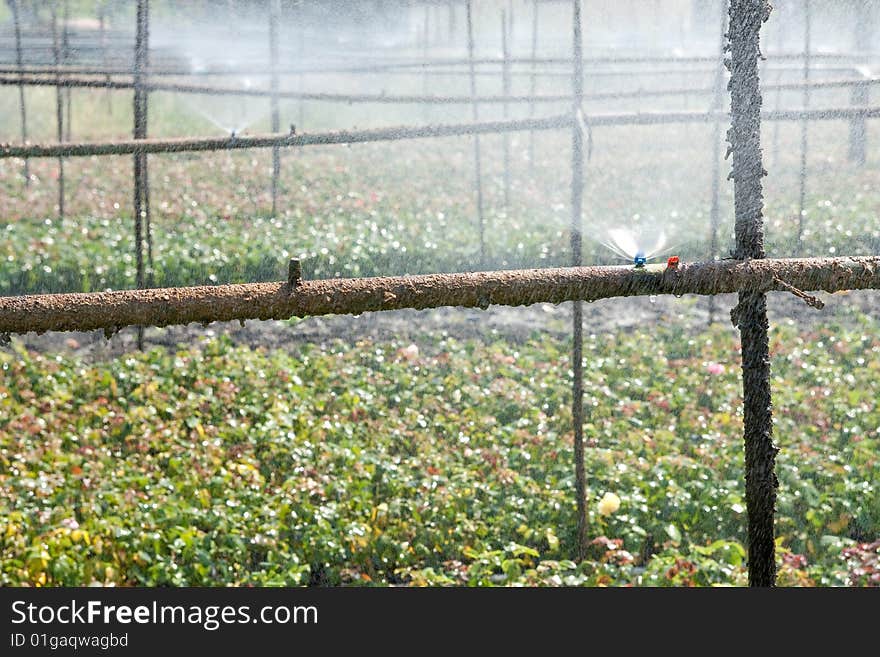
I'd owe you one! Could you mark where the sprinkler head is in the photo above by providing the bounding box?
[634,252,647,268]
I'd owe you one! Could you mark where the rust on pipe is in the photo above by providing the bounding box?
[0,74,574,103]
[1,257,878,336]
[3,106,879,161]
[1,73,878,104]
[0,49,864,76]
[0,115,572,160]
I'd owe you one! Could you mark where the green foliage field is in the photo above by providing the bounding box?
[1,320,878,586]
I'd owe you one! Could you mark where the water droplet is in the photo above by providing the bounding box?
[649,295,657,304]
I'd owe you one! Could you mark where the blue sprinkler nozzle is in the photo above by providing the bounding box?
[634,252,647,268]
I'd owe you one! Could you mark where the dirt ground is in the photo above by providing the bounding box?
[9,288,877,361]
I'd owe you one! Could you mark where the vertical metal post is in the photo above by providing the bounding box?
[62,0,71,142]
[771,69,783,168]
[51,6,65,220]
[422,5,430,123]
[9,0,29,186]
[298,19,305,132]
[771,4,785,168]
[528,0,539,174]
[848,79,868,166]
[133,0,151,348]
[796,0,810,255]
[448,0,455,43]
[465,0,485,266]
[707,0,729,325]
[99,1,112,116]
[501,8,511,209]
[728,0,777,588]
[854,0,872,53]
[269,0,281,216]
[142,3,153,289]
[570,0,587,563]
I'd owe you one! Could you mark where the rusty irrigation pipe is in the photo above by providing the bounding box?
[0,59,868,80]
[0,71,874,98]
[5,50,867,71]
[0,51,866,76]
[1,257,878,336]
[0,64,865,84]
[2,73,878,104]
[0,74,575,103]
[0,115,572,160]
[4,106,880,161]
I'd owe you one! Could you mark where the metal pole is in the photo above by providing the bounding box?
[9,0,29,186]
[772,68,783,168]
[62,0,71,142]
[465,0,485,266]
[448,0,455,43]
[142,2,153,290]
[728,0,778,588]
[528,0,539,173]
[771,1,785,168]
[51,6,65,220]
[708,0,729,325]
[269,0,281,216]
[298,18,305,132]
[99,1,112,116]
[854,0,872,53]
[849,76,868,166]
[422,5,430,123]
[501,8,511,209]
[796,0,811,255]
[133,0,150,348]
[571,0,587,564]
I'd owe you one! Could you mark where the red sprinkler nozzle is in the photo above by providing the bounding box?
[666,256,680,270]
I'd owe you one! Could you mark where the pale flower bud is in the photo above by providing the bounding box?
[598,492,621,517]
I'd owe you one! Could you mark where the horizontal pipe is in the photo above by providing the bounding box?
[0,116,571,159]
[1,73,876,104]
[3,105,878,160]
[1,257,878,335]
[0,74,573,104]
[0,49,871,72]
[0,57,869,79]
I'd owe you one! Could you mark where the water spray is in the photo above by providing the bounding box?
[600,226,677,269]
